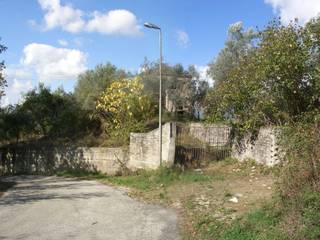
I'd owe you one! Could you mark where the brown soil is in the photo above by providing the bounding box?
[126,160,275,238]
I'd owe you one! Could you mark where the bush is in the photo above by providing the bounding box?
[276,121,320,239]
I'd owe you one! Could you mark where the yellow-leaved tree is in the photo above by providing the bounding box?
[96,76,156,142]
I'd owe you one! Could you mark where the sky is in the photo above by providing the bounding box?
[1,0,320,106]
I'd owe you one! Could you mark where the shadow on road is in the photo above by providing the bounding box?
[0,176,110,206]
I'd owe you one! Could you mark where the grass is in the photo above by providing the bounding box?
[196,205,289,240]
[57,166,224,191]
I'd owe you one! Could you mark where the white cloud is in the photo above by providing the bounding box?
[177,30,190,48]
[58,39,68,46]
[21,43,87,82]
[1,69,34,106]
[4,79,33,106]
[86,9,142,36]
[265,0,320,24]
[195,65,213,86]
[38,0,85,33]
[37,0,142,36]
[4,67,32,80]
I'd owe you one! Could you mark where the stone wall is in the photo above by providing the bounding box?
[0,123,176,175]
[56,147,128,175]
[188,123,231,146]
[128,122,176,169]
[231,127,280,166]
[0,123,281,175]
[0,146,128,175]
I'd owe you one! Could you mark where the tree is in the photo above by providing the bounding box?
[207,22,257,86]
[0,39,7,101]
[0,105,32,143]
[205,19,319,134]
[21,84,90,138]
[96,77,156,139]
[139,59,208,117]
[74,63,129,111]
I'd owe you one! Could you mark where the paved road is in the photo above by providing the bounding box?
[0,176,178,240]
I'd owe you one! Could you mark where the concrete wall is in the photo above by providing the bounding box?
[128,122,176,169]
[188,123,231,146]
[231,127,280,166]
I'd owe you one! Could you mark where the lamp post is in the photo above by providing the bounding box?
[144,22,162,166]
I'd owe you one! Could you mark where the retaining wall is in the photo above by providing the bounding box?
[128,122,176,169]
[231,127,280,166]
[188,123,231,146]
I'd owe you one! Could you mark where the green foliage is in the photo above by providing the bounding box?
[192,204,288,240]
[278,121,320,199]
[0,105,33,143]
[208,22,257,87]
[0,39,7,101]
[21,84,90,138]
[205,18,320,135]
[0,84,92,143]
[139,59,209,117]
[297,189,320,240]
[273,121,320,239]
[58,166,218,191]
[74,63,129,111]
[106,167,223,191]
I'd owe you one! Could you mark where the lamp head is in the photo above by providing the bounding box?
[144,22,161,30]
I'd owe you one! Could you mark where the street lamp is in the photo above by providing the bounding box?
[144,22,162,166]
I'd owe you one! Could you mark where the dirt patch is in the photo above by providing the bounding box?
[121,160,275,238]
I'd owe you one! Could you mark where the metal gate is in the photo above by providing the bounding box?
[175,123,231,168]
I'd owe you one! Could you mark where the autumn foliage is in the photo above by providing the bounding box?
[96,76,156,139]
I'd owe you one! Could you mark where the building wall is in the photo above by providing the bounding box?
[128,122,176,169]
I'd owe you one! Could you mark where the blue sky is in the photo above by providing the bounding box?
[1,0,320,105]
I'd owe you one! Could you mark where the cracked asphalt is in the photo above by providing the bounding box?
[0,176,178,240]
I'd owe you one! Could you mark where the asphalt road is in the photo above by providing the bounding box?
[0,176,178,240]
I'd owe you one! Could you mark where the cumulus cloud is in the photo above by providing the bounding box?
[21,43,87,82]
[87,10,141,36]
[265,0,320,24]
[177,30,190,48]
[38,0,85,33]
[2,68,34,106]
[37,0,142,36]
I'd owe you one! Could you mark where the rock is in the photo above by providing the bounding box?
[172,201,182,209]
[235,193,243,198]
[194,169,203,174]
[228,197,239,203]
[195,195,210,207]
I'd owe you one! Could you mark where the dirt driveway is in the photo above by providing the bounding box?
[0,176,178,240]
